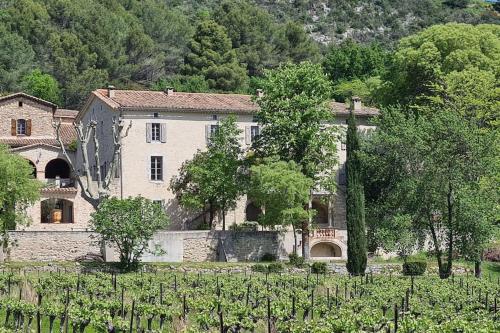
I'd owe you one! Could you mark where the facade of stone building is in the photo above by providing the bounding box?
[0,93,94,231]
[75,87,378,260]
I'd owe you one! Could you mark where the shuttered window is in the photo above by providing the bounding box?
[147,123,166,143]
[16,119,26,135]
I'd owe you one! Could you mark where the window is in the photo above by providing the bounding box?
[153,112,159,118]
[151,123,161,142]
[252,115,258,123]
[212,114,218,121]
[210,124,219,136]
[17,119,26,135]
[18,101,23,107]
[250,126,260,142]
[150,156,163,181]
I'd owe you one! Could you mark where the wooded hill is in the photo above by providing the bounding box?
[0,0,498,108]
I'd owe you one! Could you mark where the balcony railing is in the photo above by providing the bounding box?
[44,178,75,188]
[311,228,336,239]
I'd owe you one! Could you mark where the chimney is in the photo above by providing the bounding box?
[256,89,264,98]
[107,85,115,98]
[165,87,174,96]
[351,96,361,111]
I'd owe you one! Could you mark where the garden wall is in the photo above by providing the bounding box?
[2,230,286,262]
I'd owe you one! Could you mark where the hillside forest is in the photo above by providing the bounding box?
[0,0,499,108]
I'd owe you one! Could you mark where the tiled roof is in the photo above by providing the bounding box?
[93,89,379,117]
[41,187,78,195]
[0,124,76,147]
[95,89,260,113]
[54,109,79,119]
[0,92,57,109]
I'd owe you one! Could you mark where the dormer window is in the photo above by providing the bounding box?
[17,119,26,135]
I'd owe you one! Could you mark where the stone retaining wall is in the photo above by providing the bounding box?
[4,231,100,262]
[2,230,285,263]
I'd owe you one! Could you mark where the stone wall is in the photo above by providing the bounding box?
[4,231,100,262]
[3,230,285,263]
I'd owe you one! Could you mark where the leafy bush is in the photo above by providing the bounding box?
[288,253,305,267]
[402,258,427,276]
[251,264,268,273]
[311,262,327,274]
[267,263,284,273]
[260,253,277,262]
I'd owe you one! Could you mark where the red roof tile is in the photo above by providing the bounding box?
[0,124,76,147]
[41,187,78,195]
[93,89,379,117]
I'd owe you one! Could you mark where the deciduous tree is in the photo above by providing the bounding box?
[22,69,61,105]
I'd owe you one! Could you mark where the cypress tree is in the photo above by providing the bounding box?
[345,109,367,275]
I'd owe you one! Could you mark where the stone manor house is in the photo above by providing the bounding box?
[0,88,378,261]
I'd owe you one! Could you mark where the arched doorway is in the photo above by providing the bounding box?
[245,202,262,222]
[45,158,70,179]
[41,198,74,224]
[310,242,341,258]
[312,199,328,225]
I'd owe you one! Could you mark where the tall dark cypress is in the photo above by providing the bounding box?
[346,109,367,275]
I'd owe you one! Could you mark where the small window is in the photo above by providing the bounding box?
[17,119,26,135]
[252,115,258,123]
[151,123,161,142]
[153,112,159,118]
[18,101,23,107]
[250,125,260,142]
[210,124,219,136]
[150,156,163,181]
[212,114,218,121]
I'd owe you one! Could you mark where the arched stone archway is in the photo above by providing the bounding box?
[311,199,328,225]
[45,158,70,179]
[310,242,342,258]
[245,202,262,222]
[41,198,74,224]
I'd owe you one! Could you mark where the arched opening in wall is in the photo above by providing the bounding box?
[41,198,74,224]
[245,202,262,222]
[310,242,341,258]
[27,160,36,178]
[45,159,70,179]
[312,199,328,225]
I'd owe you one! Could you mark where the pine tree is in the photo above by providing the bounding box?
[346,109,367,275]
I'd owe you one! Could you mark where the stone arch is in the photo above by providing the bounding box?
[310,241,342,258]
[41,198,74,224]
[311,199,328,225]
[245,202,262,222]
[45,158,70,179]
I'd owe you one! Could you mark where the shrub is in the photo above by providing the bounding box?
[311,262,328,274]
[288,253,306,267]
[267,262,284,273]
[251,264,268,273]
[260,252,277,262]
[402,258,427,276]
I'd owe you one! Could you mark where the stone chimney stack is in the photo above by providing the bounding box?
[351,96,362,111]
[107,85,115,98]
[165,87,174,96]
[256,89,264,98]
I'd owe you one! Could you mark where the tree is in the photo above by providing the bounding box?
[90,196,169,270]
[254,62,338,259]
[183,19,248,92]
[0,145,41,236]
[379,23,500,110]
[53,117,132,209]
[248,159,314,253]
[274,22,320,64]
[345,111,367,275]
[362,107,497,278]
[21,69,61,104]
[170,116,245,230]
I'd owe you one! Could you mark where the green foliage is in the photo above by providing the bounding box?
[251,263,267,273]
[184,19,248,92]
[310,262,327,274]
[170,116,245,229]
[90,196,170,270]
[288,253,306,268]
[248,159,313,228]
[260,253,277,262]
[380,23,500,116]
[274,22,320,64]
[267,262,284,273]
[0,26,34,93]
[332,76,381,104]
[346,111,367,276]
[0,145,41,233]
[21,69,61,104]
[362,106,498,278]
[402,258,428,276]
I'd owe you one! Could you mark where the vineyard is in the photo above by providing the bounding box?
[0,268,498,332]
